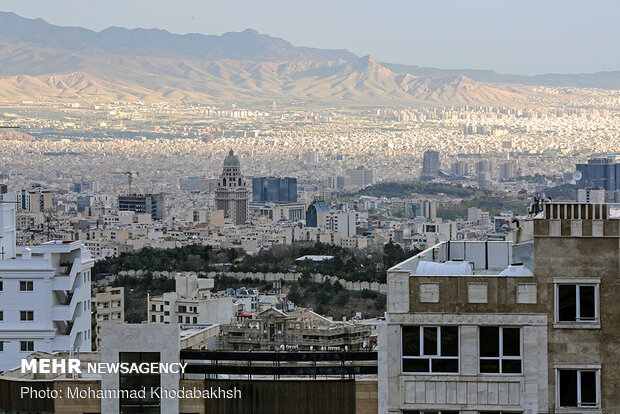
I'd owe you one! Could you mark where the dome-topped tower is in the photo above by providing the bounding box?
[215,149,250,225]
[223,150,240,167]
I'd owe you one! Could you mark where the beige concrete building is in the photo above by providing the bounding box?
[380,202,620,413]
[92,286,124,351]
[187,208,225,227]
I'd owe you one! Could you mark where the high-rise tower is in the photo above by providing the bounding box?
[421,150,440,180]
[215,150,250,225]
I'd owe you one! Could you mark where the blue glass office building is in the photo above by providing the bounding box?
[252,177,298,203]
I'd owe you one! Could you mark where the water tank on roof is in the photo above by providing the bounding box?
[415,260,473,276]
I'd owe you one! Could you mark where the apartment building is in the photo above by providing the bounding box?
[380,202,620,413]
[92,286,124,351]
[16,187,53,213]
[0,202,94,372]
[148,274,233,325]
[187,208,225,227]
[317,210,357,238]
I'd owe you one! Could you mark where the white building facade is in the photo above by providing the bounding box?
[0,203,94,372]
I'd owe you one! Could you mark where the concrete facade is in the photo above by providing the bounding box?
[0,203,94,372]
[101,323,180,414]
[93,286,124,351]
[148,273,234,325]
[380,202,620,413]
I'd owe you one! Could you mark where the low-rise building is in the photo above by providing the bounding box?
[148,274,234,325]
[219,307,372,351]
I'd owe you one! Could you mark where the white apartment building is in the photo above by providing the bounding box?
[148,274,234,325]
[317,210,357,238]
[467,207,490,225]
[0,202,94,372]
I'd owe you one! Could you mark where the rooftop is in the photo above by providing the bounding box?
[389,239,533,277]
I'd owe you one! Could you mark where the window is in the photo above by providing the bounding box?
[151,315,156,322]
[558,369,598,408]
[479,327,521,374]
[19,281,33,291]
[20,341,34,352]
[178,316,183,323]
[0,281,3,291]
[557,284,597,323]
[0,311,3,321]
[119,352,160,413]
[20,310,34,321]
[0,341,3,351]
[151,304,156,311]
[178,305,187,313]
[402,326,459,373]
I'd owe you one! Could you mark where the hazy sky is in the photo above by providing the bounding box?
[1,0,618,75]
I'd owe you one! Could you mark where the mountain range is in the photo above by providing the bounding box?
[0,11,617,105]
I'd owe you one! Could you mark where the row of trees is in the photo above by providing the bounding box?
[348,181,488,199]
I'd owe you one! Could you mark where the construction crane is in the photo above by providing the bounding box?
[113,171,139,194]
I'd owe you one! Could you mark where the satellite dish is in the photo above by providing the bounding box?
[573,171,583,181]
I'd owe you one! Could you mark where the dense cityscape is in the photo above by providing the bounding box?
[0,3,619,414]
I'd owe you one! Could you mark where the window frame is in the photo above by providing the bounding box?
[20,340,34,352]
[478,326,523,375]
[20,310,34,322]
[19,280,34,292]
[401,325,460,375]
[555,366,600,409]
[554,280,600,327]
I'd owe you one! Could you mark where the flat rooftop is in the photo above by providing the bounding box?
[389,240,534,277]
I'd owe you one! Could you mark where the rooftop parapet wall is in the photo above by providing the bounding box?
[534,218,619,237]
[543,202,610,220]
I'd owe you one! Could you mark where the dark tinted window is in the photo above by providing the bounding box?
[580,286,595,319]
[423,327,437,355]
[559,370,578,407]
[403,358,429,373]
[558,285,577,321]
[402,326,420,356]
[480,327,499,357]
[502,328,520,356]
[581,371,597,405]
[441,326,458,357]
